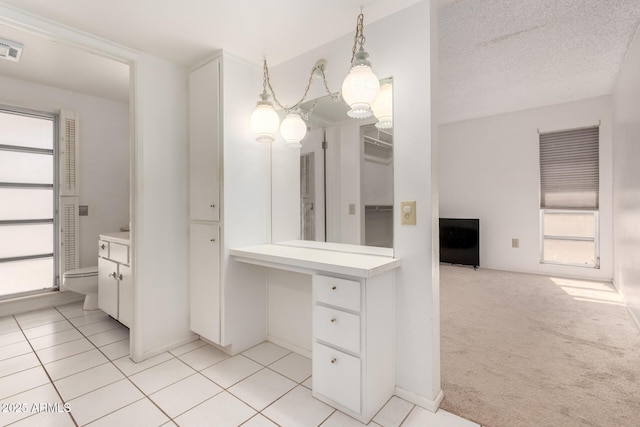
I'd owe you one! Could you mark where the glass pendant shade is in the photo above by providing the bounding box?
[280,113,307,148]
[342,63,380,119]
[250,98,280,143]
[372,80,393,129]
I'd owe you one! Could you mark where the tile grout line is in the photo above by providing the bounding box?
[53,305,179,426]
[11,311,80,427]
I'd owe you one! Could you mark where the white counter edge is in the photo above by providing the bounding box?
[230,244,401,279]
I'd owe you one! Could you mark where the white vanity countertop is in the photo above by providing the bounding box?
[99,232,130,245]
[230,242,400,278]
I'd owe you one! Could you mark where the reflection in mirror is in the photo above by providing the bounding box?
[297,78,393,248]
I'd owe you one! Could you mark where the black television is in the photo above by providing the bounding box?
[439,218,479,268]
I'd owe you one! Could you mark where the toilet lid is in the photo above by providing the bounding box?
[63,265,98,278]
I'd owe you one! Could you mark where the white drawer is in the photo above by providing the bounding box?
[98,240,109,258]
[314,305,360,354]
[313,342,361,414]
[313,275,360,312]
[109,242,129,265]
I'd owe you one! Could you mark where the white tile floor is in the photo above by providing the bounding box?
[0,301,480,427]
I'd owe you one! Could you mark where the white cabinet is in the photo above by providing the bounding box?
[98,257,118,319]
[312,272,394,424]
[189,53,269,352]
[189,56,222,344]
[98,233,132,328]
[189,58,220,222]
[189,223,220,343]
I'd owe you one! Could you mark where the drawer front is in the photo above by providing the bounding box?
[109,242,129,265]
[98,240,109,258]
[313,275,360,312]
[313,342,361,414]
[314,305,360,354]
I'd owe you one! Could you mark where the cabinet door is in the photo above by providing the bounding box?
[98,258,118,319]
[190,223,221,343]
[189,58,220,221]
[313,342,361,413]
[118,264,133,328]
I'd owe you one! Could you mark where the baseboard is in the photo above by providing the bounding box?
[627,307,640,332]
[395,387,444,412]
[611,279,640,333]
[135,333,200,363]
[267,335,312,359]
[0,291,84,317]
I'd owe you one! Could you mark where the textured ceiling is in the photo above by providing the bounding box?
[438,0,640,123]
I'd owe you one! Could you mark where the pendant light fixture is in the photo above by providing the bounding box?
[280,111,308,148]
[250,60,281,143]
[372,78,393,129]
[250,90,280,143]
[250,9,381,146]
[341,12,380,119]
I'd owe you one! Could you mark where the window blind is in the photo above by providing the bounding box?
[539,126,599,210]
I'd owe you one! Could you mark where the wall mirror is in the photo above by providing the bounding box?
[293,77,393,249]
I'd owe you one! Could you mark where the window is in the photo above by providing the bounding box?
[0,108,58,299]
[539,126,599,268]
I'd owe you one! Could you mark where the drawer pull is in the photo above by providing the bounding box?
[100,244,106,250]
[330,318,337,323]
[210,204,216,208]
[210,238,216,242]
[331,286,337,290]
[331,358,337,364]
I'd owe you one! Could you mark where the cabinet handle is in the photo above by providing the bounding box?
[330,318,337,323]
[100,244,106,250]
[331,358,337,364]
[118,274,123,281]
[110,272,117,279]
[331,286,337,291]
[210,238,216,242]
[210,204,216,208]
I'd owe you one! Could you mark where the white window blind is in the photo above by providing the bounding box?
[539,126,599,210]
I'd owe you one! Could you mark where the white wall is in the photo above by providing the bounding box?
[612,28,640,326]
[269,0,441,409]
[439,96,614,281]
[0,74,129,268]
[131,54,192,360]
[219,53,271,354]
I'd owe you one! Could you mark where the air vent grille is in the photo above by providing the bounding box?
[0,38,24,62]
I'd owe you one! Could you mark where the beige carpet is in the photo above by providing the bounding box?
[439,265,640,427]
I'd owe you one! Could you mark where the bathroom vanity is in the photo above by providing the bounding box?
[231,241,400,423]
[98,232,132,328]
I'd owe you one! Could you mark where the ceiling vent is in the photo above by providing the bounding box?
[0,38,24,62]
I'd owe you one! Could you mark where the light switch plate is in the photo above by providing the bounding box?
[400,201,416,225]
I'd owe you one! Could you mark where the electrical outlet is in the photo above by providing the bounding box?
[512,238,519,248]
[400,201,416,225]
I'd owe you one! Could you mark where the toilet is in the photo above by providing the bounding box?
[63,266,99,310]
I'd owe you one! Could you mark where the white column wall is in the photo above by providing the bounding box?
[612,27,640,327]
[131,54,192,360]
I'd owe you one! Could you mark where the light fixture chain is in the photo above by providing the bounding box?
[350,13,365,64]
[263,58,336,113]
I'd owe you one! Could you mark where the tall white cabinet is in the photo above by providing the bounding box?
[189,58,222,344]
[188,52,270,353]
